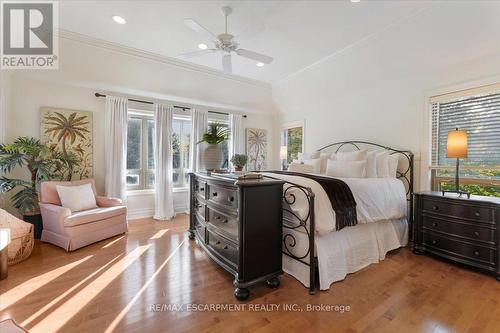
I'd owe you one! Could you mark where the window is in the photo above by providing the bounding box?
[172,117,191,188]
[281,122,304,165]
[430,88,500,197]
[126,112,192,190]
[126,114,155,190]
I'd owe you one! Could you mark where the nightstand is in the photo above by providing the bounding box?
[413,192,499,280]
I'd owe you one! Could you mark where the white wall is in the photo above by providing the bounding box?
[272,2,500,190]
[2,35,277,217]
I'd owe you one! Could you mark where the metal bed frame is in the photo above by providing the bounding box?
[266,141,414,294]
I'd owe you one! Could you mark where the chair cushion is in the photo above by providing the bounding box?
[64,206,126,227]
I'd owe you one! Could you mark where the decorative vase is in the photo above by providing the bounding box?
[201,144,224,170]
[23,213,43,239]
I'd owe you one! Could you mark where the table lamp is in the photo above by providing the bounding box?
[443,128,469,198]
[280,146,288,170]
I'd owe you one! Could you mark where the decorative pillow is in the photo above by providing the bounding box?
[337,150,367,161]
[376,152,390,178]
[298,151,320,162]
[303,158,321,174]
[288,162,314,174]
[319,152,331,174]
[326,160,366,178]
[365,151,378,178]
[388,154,399,178]
[56,184,97,212]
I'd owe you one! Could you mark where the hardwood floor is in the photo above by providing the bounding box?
[1,214,499,333]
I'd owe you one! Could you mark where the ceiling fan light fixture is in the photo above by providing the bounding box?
[198,43,208,50]
[112,15,126,24]
[256,62,264,67]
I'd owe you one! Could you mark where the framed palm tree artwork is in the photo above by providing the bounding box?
[246,128,267,171]
[40,107,93,181]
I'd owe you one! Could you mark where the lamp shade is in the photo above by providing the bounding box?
[280,146,288,160]
[446,128,468,158]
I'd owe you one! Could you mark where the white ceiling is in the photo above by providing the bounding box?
[59,0,433,83]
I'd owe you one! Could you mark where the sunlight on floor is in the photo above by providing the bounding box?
[28,245,150,332]
[0,256,93,311]
[104,239,186,333]
[150,229,169,240]
[102,235,125,248]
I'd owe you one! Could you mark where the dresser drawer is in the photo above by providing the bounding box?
[423,231,496,265]
[194,199,206,220]
[422,215,496,244]
[194,179,207,197]
[207,184,238,210]
[422,197,495,224]
[207,207,238,241]
[207,230,238,267]
[194,216,206,242]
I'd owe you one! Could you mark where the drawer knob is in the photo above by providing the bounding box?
[431,240,437,245]
[474,251,480,256]
[216,241,221,245]
[212,192,218,197]
[228,196,234,202]
[223,245,228,250]
[474,231,480,237]
[432,222,438,227]
[215,216,221,220]
[433,205,439,211]
[200,187,205,192]
[474,211,480,217]
[223,219,228,224]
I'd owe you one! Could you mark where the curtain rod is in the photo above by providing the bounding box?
[94,93,247,118]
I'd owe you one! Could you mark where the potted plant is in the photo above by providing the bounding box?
[0,137,77,238]
[230,154,248,172]
[197,123,230,170]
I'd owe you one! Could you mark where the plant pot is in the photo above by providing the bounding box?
[23,213,43,239]
[234,167,243,172]
[200,144,224,170]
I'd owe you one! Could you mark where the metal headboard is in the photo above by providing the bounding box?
[317,140,414,224]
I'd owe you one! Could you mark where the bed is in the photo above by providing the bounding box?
[262,141,414,293]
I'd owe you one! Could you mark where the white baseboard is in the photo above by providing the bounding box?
[127,205,188,220]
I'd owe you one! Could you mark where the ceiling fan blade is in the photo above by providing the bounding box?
[222,54,232,74]
[235,49,273,64]
[183,18,218,42]
[178,49,216,59]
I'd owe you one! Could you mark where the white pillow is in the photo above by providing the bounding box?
[298,151,320,162]
[326,159,366,178]
[319,152,331,174]
[288,162,314,174]
[365,151,378,178]
[303,158,321,174]
[337,150,367,161]
[376,152,390,178]
[56,183,97,212]
[388,154,399,178]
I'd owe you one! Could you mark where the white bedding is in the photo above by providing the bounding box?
[261,172,409,290]
[262,173,407,235]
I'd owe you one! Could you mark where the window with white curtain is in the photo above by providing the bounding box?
[281,121,304,165]
[430,87,500,197]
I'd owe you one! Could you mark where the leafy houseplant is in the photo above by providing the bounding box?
[0,137,77,215]
[230,154,248,172]
[197,123,230,170]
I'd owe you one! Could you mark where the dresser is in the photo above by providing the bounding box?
[413,192,500,280]
[188,172,285,300]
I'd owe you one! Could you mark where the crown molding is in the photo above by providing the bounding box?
[56,29,272,90]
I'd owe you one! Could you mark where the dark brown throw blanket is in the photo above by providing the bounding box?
[265,171,358,231]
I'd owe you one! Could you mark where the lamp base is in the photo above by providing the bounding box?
[441,190,471,199]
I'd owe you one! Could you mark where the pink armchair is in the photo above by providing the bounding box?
[39,179,128,251]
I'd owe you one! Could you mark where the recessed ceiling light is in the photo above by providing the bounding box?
[112,15,126,24]
[198,43,208,50]
[256,62,264,67]
[351,0,361,3]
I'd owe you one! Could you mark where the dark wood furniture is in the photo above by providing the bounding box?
[414,192,500,280]
[188,172,285,300]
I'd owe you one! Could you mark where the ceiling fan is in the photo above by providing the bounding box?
[180,6,273,74]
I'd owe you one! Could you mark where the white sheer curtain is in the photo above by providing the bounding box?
[189,109,208,172]
[153,103,175,220]
[228,114,244,169]
[104,96,128,200]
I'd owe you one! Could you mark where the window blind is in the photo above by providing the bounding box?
[431,91,500,167]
